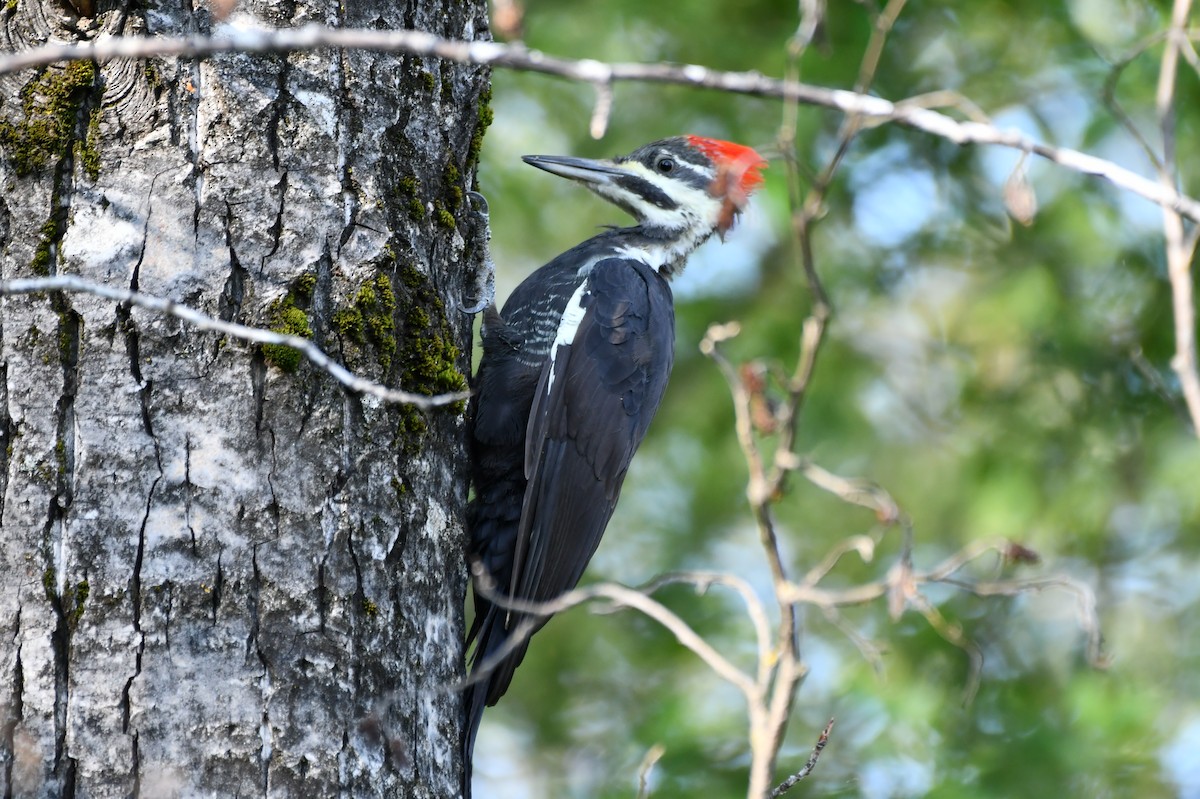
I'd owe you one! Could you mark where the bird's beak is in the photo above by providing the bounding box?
[522,154,629,186]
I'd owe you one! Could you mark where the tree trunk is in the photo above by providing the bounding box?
[0,1,489,796]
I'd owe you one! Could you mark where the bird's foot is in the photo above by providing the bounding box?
[461,190,496,315]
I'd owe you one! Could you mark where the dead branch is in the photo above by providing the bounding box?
[0,275,469,409]
[769,718,835,798]
[464,562,760,702]
[1156,0,1200,436]
[1,25,1199,222]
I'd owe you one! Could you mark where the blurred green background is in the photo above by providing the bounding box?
[470,1,1200,796]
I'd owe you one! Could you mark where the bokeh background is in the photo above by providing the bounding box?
[470,1,1200,796]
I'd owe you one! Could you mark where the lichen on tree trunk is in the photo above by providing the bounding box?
[0,1,490,796]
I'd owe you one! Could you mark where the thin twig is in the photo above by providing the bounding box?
[635,743,666,799]
[627,571,774,685]
[0,276,469,409]
[802,535,877,586]
[1157,0,1200,436]
[466,562,760,702]
[779,536,1107,676]
[2,26,1199,221]
[1101,30,1170,173]
[769,718,834,798]
[790,458,902,523]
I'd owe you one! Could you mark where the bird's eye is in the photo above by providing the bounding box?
[656,157,675,174]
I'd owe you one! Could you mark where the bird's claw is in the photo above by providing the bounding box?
[467,190,490,218]
[461,190,496,315]
[459,295,492,315]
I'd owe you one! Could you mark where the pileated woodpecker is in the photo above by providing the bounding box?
[463,135,766,793]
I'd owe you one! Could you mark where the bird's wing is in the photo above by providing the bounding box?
[509,257,675,605]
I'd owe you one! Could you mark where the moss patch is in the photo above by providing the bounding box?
[0,60,102,178]
[396,174,425,220]
[31,217,59,276]
[466,85,493,173]
[443,162,463,211]
[262,273,316,372]
[71,579,89,625]
[335,273,397,372]
[81,104,102,180]
[433,201,455,231]
[397,262,468,408]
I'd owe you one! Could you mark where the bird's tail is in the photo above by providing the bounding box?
[461,603,534,799]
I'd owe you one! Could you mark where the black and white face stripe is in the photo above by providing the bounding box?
[522,137,733,272]
[584,138,725,235]
[617,138,717,194]
[610,175,678,211]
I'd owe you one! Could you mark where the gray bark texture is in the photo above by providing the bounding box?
[0,0,490,796]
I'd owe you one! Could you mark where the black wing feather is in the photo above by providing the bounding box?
[512,257,675,604]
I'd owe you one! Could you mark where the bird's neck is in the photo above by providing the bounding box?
[596,223,715,279]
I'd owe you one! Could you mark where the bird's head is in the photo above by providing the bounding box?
[523,135,766,240]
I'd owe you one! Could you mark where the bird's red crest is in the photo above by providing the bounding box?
[686,135,767,195]
[686,135,766,236]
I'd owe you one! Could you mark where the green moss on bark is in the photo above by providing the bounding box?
[397,262,467,409]
[0,60,102,178]
[262,274,317,372]
[466,85,493,173]
[31,217,59,276]
[334,273,397,372]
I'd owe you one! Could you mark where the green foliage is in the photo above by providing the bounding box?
[472,2,1200,797]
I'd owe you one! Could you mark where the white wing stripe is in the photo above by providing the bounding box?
[546,280,589,395]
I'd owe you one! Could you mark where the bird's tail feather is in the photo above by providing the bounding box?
[461,604,535,798]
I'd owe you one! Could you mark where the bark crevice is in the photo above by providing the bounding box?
[0,357,13,522]
[261,171,287,272]
[2,609,23,799]
[264,57,290,173]
[210,551,223,624]
[218,202,249,325]
[183,435,196,554]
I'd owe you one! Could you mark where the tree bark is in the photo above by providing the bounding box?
[0,0,489,796]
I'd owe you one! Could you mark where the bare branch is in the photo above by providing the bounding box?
[780,536,1107,676]
[630,571,774,685]
[1156,0,1200,435]
[452,616,541,693]
[636,743,666,799]
[0,276,469,409]
[788,457,902,523]
[2,26,1199,221]
[820,605,887,673]
[1102,30,1170,173]
[769,718,834,798]
[919,538,1016,582]
[466,562,760,703]
[906,588,985,704]
[802,535,877,586]
[589,81,614,140]
[942,575,1108,669]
